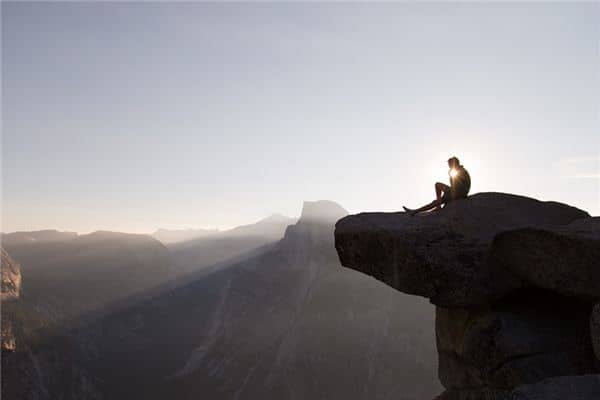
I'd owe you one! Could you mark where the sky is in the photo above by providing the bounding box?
[2,2,599,233]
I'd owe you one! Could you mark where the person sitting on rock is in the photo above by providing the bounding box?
[403,156,471,216]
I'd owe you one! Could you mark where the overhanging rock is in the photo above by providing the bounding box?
[334,192,590,308]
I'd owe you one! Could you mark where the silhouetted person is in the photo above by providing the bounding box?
[403,156,471,216]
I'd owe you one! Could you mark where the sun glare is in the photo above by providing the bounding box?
[450,169,459,178]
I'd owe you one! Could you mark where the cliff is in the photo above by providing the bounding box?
[2,248,21,351]
[1,248,21,302]
[334,192,600,399]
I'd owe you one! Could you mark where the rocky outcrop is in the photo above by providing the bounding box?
[335,193,589,308]
[491,217,600,300]
[1,248,21,301]
[2,248,21,352]
[334,192,599,399]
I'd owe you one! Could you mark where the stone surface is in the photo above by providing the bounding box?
[335,192,589,307]
[492,217,600,301]
[436,293,596,390]
[435,375,600,400]
[506,374,600,400]
[434,388,506,400]
[592,304,600,362]
[335,192,599,399]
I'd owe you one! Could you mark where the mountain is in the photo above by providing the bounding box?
[31,200,438,400]
[166,213,296,277]
[1,231,173,400]
[297,199,348,222]
[152,228,220,244]
[151,213,294,246]
[1,202,440,399]
[2,230,171,323]
[156,200,439,399]
[1,229,78,247]
[223,213,296,238]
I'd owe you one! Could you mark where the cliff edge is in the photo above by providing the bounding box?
[334,192,600,399]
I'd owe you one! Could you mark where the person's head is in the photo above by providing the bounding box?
[447,156,460,169]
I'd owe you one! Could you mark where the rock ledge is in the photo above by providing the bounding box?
[334,193,599,399]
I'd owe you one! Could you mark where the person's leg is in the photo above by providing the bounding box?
[434,182,450,211]
[403,182,450,215]
[435,182,449,201]
[404,198,443,215]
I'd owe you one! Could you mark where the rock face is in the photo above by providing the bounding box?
[592,304,600,362]
[507,374,600,400]
[1,248,21,352]
[1,248,21,301]
[435,375,600,400]
[436,295,595,392]
[335,193,589,308]
[492,217,600,300]
[334,192,599,399]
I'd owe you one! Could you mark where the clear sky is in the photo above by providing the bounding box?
[2,2,599,233]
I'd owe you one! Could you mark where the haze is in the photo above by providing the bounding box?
[2,2,598,233]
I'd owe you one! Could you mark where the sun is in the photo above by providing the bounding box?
[449,169,459,178]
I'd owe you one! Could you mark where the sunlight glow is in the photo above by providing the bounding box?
[449,169,459,178]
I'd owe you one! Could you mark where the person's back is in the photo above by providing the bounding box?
[451,164,471,198]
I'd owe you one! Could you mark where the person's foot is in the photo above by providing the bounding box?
[402,206,417,216]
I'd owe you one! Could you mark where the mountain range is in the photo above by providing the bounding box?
[1,201,439,399]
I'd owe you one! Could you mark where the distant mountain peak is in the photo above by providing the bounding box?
[82,230,139,239]
[1,230,78,246]
[299,200,348,223]
[226,214,295,239]
[256,213,295,224]
[152,228,220,244]
[77,230,164,245]
[153,228,220,234]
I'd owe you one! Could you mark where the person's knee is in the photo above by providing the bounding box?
[435,182,448,192]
